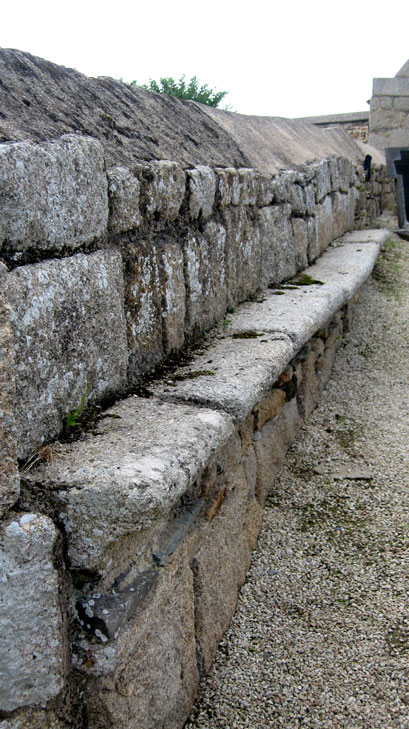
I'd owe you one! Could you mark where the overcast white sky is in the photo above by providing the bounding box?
[2,0,408,118]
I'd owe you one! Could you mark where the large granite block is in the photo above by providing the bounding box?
[81,552,198,729]
[6,250,128,459]
[187,166,216,220]
[306,215,319,262]
[237,168,259,206]
[24,398,234,574]
[328,157,340,191]
[0,514,65,712]
[338,157,354,193]
[223,207,262,307]
[140,161,186,221]
[0,135,108,258]
[125,237,185,366]
[332,192,350,239]
[183,224,227,337]
[258,204,297,286]
[304,184,316,216]
[316,195,333,254]
[313,159,331,202]
[256,173,275,206]
[0,265,19,516]
[159,242,186,353]
[288,182,306,216]
[215,168,241,207]
[107,166,141,234]
[291,217,309,270]
[124,241,163,382]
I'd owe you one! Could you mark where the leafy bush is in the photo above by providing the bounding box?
[129,75,228,108]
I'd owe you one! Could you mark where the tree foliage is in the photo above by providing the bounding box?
[129,75,228,108]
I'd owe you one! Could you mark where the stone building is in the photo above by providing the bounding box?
[369,59,409,229]
[296,112,369,143]
[369,59,409,151]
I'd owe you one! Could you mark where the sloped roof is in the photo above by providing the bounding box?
[0,47,382,174]
[396,59,409,78]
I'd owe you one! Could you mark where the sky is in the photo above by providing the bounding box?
[2,0,409,119]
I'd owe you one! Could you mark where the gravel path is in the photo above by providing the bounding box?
[186,228,409,729]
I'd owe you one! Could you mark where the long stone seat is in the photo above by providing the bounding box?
[20,228,390,729]
[155,231,385,414]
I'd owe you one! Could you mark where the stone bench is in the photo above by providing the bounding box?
[14,228,390,729]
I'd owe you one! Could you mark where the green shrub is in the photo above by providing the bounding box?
[129,75,228,108]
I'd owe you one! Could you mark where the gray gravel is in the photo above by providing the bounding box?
[186,226,409,729]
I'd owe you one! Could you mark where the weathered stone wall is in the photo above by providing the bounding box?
[3,227,389,729]
[296,112,370,143]
[0,49,396,729]
[369,59,409,152]
[0,134,391,463]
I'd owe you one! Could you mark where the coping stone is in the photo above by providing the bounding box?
[24,398,234,572]
[0,513,65,712]
[226,231,388,350]
[7,250,128,459]
[373,77,409,97]
[0,134,108,257]
[156,229,388,421]
[224,286,345,353]
[155,336,295,422]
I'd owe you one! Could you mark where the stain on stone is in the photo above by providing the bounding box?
[76,568,158,641]
[205,486,226,521]
[231,331,261,339]
[152,502,203,567]
[170,370,215,382]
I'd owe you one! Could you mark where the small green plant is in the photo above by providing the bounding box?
[292,273,325,286]
[66,384,90,429]
[129,75,229,108]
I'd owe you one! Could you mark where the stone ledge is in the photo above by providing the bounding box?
[155,229,390,415]
[155,335,295,421]
[24,399,235,574]
[18,228,388,729]
[23,229,389,578]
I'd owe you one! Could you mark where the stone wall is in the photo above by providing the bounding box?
[296,112,370,143]
[0,135,393,464]
[369,59,409,152]
[1,223,390,729]
[0,54,396,728]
